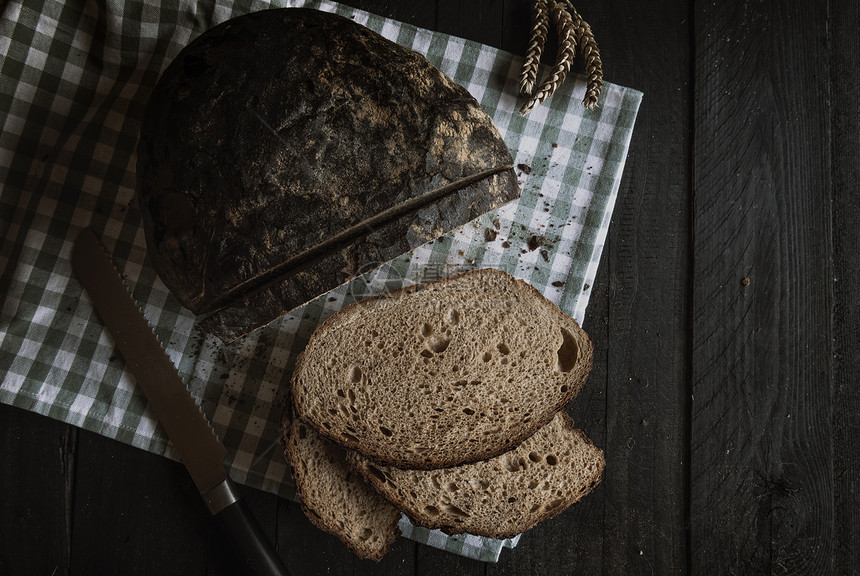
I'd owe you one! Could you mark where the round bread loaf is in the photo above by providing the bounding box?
[137,8,519,340]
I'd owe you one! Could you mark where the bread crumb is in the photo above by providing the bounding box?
[527,235,547,251]
[741,277,751,287]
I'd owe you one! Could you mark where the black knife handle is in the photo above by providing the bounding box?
[214,496,291,576]
[206,479,290,576]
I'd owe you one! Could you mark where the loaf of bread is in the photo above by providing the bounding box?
[137,8,519,341]
[347,412,604,538]
[291,268,593,469]
[284,418,402,561]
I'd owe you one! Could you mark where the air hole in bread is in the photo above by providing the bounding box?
[336,389,346,398]
[447,309,460,325]
[482,351,492,362]
[447,482,458,492]
[443,504,470,517]
[379,426,393,437]
[504,456,522,472]
[359,528,373,541]
[528,452,541,463]
[508,496,517,503]
[463,408,475,415]
[497,342,511,355]
[556,328,579,372]
[424,505,440,516]
[420,323,433,337]
[546,498,564,510]
[560,384,569,393]
[348,366,362,383]
[528,480,539,489]
[420,349,434,358]
[366,464,387,484]
[342,432,359,443]
[546,454,558,465]
[428,336,450,354]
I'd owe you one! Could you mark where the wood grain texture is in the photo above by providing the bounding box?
[69,427,237,575]
[0,406,72,575]
[692,0,835,573]
[585,1,692,575]
[828,1,860,574]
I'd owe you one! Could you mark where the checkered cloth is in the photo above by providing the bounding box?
[0,0,641,562]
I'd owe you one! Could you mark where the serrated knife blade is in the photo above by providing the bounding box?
[71,228,290,576]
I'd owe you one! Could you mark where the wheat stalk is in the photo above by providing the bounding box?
[519,1,576,115]
[577,18,603,109]
[519,0,549,95]
[518,0,604,113]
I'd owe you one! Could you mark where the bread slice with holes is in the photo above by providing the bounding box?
[284,418,402,561]
[347,411,603,538]
[291,268,593,469]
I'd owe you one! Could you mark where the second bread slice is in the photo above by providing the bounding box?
[347,412,604,538]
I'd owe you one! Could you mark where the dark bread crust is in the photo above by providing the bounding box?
[137,8,519,341]
[290,268,594,470]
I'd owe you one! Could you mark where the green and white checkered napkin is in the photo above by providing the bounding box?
[0,0,641,562]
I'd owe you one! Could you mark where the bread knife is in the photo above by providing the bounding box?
[71,228,290,576]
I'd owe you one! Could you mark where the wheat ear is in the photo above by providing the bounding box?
[519,1,576,115]
[577,18,603,109]
[519,0,549,95]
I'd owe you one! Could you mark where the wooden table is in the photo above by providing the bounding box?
[2,1,857,574]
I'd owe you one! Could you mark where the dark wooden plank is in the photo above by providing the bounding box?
[69,428,232,575]
[587,1,692,575]
[828,1,860,573]
[0,405,72,575]
[436,0,503,48]
[691,0,835,573]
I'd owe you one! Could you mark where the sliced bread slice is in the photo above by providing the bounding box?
[347,412,604,538]
[283,419,402,561]
[291,268,593,469]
